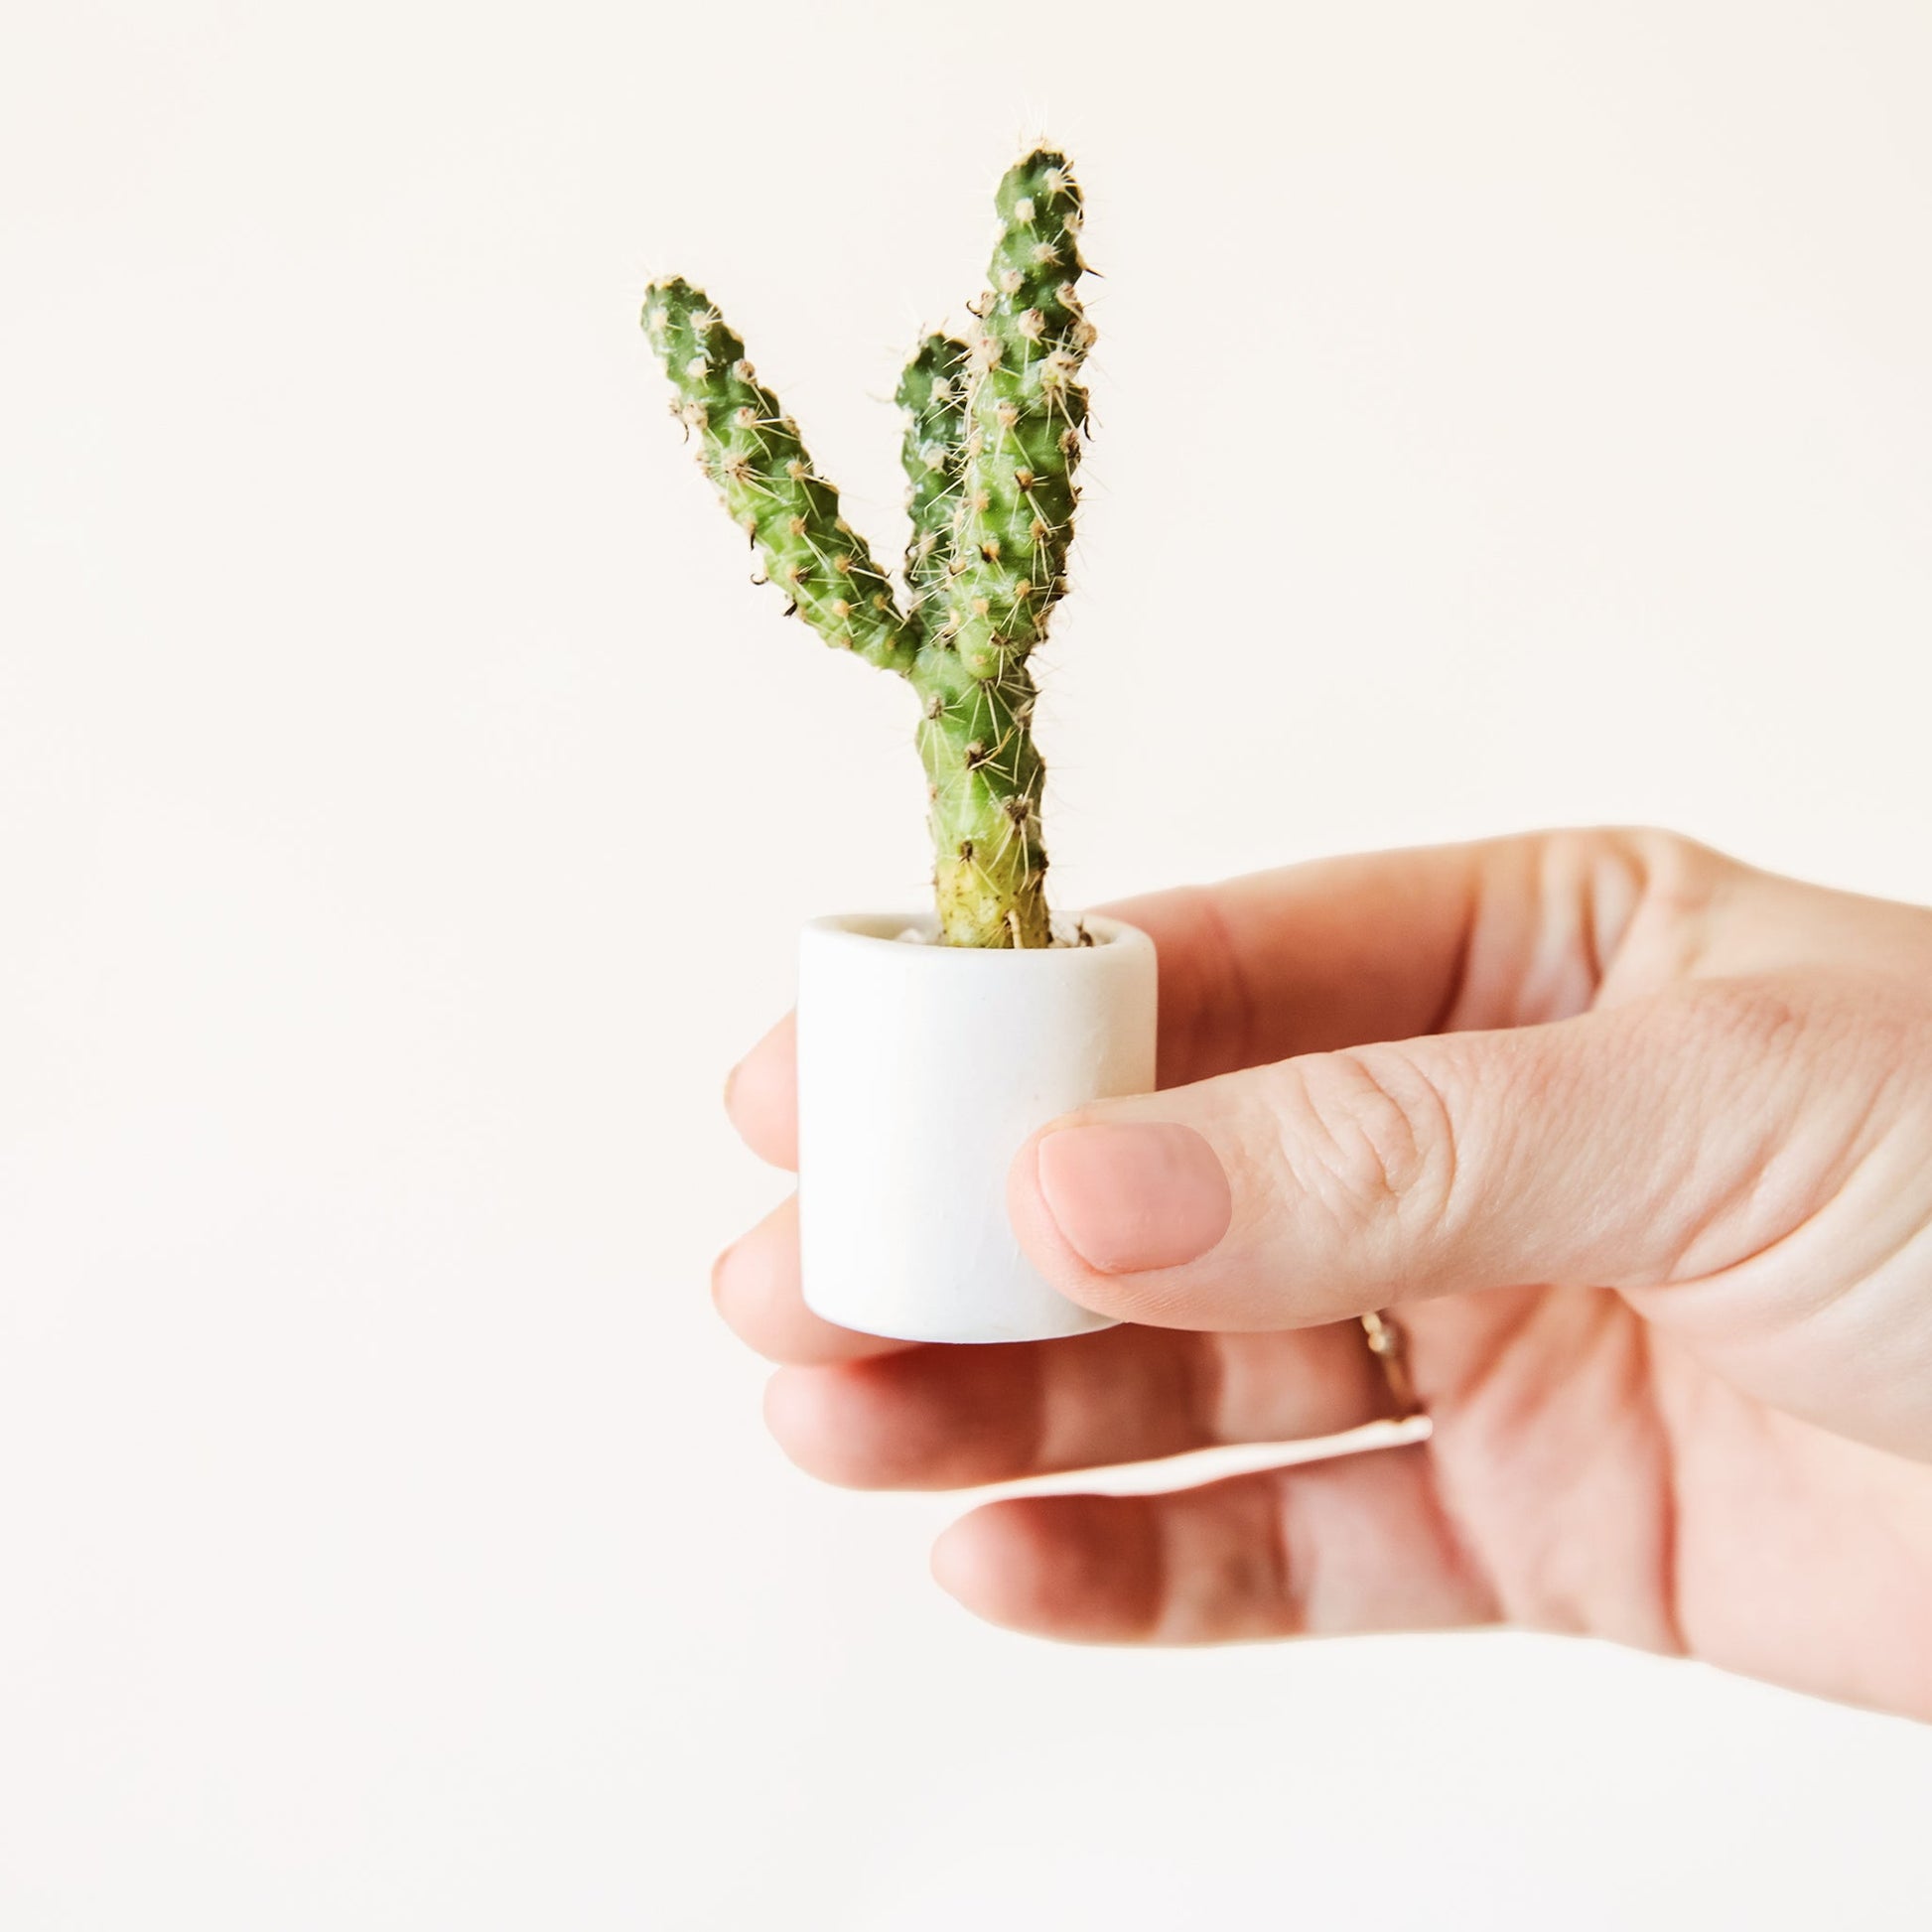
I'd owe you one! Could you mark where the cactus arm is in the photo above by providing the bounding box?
[911,149,1092,949]
[642,277,914,673]
[941,149,1092,674]
[895,333,970,630]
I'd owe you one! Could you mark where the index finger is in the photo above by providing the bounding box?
[724,1009,799,1170]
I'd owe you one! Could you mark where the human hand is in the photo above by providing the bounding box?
[714,830,1932,1722]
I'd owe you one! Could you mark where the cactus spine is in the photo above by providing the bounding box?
[642,149,1091,947]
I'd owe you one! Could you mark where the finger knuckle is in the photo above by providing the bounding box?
[1273,1045,1459,1237]
[1624,826,1731,928]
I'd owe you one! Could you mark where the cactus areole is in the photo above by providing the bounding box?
[642,149,1094,949]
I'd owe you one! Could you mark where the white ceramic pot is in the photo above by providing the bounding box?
[795,911,1159,1344]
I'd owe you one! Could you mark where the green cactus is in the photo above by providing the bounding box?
[641,147,1092,948]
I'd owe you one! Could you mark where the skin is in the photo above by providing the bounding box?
[712,829,1932,1722]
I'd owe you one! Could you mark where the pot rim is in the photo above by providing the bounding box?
[802,909,1150,958]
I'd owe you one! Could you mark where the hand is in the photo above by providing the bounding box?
[714,829,1932,1722]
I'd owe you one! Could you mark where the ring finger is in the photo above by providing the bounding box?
[762,1308,1401,1489]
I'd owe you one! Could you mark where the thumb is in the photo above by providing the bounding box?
[1006,980,1848,1330]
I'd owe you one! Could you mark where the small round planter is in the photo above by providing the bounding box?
[795,911,1159,1344]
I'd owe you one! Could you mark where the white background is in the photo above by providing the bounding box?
[6,1,1932,1924]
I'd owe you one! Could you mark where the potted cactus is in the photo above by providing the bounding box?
[643,148,1156,1342]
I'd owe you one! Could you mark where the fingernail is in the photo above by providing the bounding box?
[1034,1121,1232,1274]
[710,1242,737,1304]
[723,1062,741,1115]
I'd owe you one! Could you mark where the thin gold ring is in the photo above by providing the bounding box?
[1359,1310,1424,1421]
